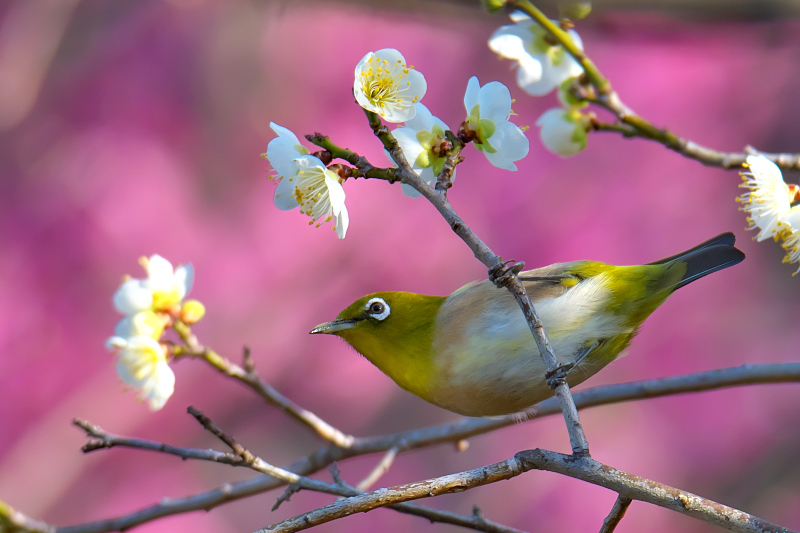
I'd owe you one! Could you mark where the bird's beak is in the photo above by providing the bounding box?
[309,319,357,335]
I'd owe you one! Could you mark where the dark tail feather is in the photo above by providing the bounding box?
[652,233,745,290]
[647,232,737,265]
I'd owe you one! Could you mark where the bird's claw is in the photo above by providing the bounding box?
[488,259,526,288]
[545,363,574,389]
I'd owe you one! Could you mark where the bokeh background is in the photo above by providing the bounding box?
[1,1,799,532]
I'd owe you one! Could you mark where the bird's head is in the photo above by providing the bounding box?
[310,291,446,395]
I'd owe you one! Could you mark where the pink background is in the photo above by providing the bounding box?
[1,2,799,532]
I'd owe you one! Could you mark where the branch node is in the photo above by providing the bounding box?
[488,259,526,289]
[545,363,575,389]
[272,483,302,512]
[242,345,255,373]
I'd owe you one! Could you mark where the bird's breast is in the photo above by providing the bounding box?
[426,273,631,416]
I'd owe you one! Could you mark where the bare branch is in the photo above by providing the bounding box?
[171,321,355,448]
[262,450,795,533]
[0,500,56,533]
[261,456,526,533]
[57,363,800,533]
[598,495,632,533]
[72,416,525,533]
[518,450,797,533]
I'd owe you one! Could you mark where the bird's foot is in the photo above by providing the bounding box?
[488,259,526,289]
[545,362,574,389]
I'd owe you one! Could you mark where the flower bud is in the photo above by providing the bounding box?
[481,0,508,13]
[558,1,592,20]
[180,299,206,325]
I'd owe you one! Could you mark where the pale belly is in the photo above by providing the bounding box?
[426,274,631,416]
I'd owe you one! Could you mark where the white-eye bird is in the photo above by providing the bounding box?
[311,233,744,417]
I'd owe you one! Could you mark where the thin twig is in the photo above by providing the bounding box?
[355,447,399,491]
[56,363,800,533]
[511,0,800,172]
[74,415,526,533]
[262,450,795,533]
[598,495,632,533]
[171,321,355,448]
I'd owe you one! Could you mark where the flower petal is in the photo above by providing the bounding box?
[269,122,301,144]
[267,136,303,178]
[488,24,532,62]
[174,264,194,299]
[478,81,512,123]
[403,102,435,132]
[483,120,529,171]
[324,175,346,216]
[536,108,584,156]
[113,279,152,315]
[335,204,349,239]
[464,76,480,114]
[274,174,300,210]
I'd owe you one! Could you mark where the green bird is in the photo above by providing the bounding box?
[311,233,744,417]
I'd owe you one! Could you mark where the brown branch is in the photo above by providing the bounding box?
[511,0,800,172]
[170,323,355,448]
[262,450,796,533]
[55,363,800,533]
[359,109,590,455]
[73,414,526,533]
[0,500,56,533]
[598,495,632,533]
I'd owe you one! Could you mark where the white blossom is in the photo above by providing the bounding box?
[265,123,311,211]
[388,103,454,197]
[354,49,426,123]
[536,108,588,156]
[275,155,349,239]
[112,255,193,316]
[737,155,795,242]
[488,11,584,96]
[106,336,175,410]
[463,76,529,171]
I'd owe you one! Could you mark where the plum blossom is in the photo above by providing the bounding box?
[106,336,175,410]
[489,11,584,96]
[354,49,426,123]
[737,155,796,242]
[463,76,529,171]
[388,103,454,197]
[274,155,349,239]
[536,108,588,156]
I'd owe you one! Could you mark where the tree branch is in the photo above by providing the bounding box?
[170,323,355,448]
[56,363,800,533]
[74,413,525,533]
[510,0,800,172]
[598,495,632,533]
[262,449,796,533]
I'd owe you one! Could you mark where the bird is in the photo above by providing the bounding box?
[310,233,744,417]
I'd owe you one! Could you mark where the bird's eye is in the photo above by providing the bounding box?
[365,297,390,321]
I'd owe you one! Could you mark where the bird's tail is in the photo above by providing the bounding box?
[648,232,745,290]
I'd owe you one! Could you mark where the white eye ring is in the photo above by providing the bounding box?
[366,297,390,321]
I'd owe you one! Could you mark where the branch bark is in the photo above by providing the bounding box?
[55,363,800,533]
[262,450,796,533]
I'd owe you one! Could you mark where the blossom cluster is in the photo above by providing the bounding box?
[737,155,800,274]
[106,255,204,409]
[489,11,591,156]
[264,48,530,238]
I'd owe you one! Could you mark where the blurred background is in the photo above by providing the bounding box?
[1,1,799,532]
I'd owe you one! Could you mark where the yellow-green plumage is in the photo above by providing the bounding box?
[312,234,744,417]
